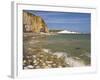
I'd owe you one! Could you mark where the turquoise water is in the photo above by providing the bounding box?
[48,34,90,41]
[42,34,91,65]
[23,33,91,65]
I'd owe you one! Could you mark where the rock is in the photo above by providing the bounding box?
[35,66,40,69]
[33,60,37,63]
[44,66,50,68]
[36,58,40,61]
[32,55,36,58]
[52,64,56,66]
[23,11,49,33]
[24,67,28,69]
[53,52,67,58]
[23,49,69,69]
[47,64,51,67]
[58,66,63,68]
[23,60,26,64]
[42,63,46,66]
[34,63,38,66]
[39,54,44,58]
[26,56,30,59]
[46,61,53,64]
[27,65,33,69]
[39,59,43,62]
[42,49,50,53]
[27,59,32,65]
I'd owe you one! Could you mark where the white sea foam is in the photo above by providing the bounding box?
[42,49,50,53]
[54,52,85,67]
[42,49,85,67]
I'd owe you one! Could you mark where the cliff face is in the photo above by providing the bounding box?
[23,11,49,33]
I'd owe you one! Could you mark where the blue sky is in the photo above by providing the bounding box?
[24,10,91,33]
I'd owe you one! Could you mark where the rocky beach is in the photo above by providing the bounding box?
[23,10,90,69]
[23,33,88,69]
[23,33,69,69]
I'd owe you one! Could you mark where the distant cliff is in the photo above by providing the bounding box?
[23,11,49,33]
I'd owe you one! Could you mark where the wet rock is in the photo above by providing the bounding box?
[27,65,33,69]
[23,48,69,69]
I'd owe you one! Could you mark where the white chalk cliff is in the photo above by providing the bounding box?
[58,30,79,34]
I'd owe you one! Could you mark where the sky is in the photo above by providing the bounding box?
[24,10,91,33]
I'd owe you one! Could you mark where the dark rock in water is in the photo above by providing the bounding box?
[75,47,81,50]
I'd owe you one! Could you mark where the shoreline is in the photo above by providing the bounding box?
[23,32,90,36]
[23,32,90,69]
[42,49,86,67]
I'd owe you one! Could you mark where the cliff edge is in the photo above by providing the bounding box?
[23,11,49,33]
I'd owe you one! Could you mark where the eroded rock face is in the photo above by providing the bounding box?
[23,11,49,33]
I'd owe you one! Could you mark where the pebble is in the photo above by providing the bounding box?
[27,65,33,69]
[42,49,50,53]
[34,63,38,66]
[42,63,46,66]
[58,66,63,68]
[33,60,37,64]
[46,61,53,64]
[28,48,33,51]
[44,66,50,68]
[23,50,67,69]
[36,58,40,61]
[47,64,52,67]
[52,64,56,66]
[39,60,42,62]
[28,60,32,63]
[40,55,44,57]
[35,66,40,69]
[32,55,36,58]
[24,67,28,69]
[26,56,30,59]
[23,60,26,63]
